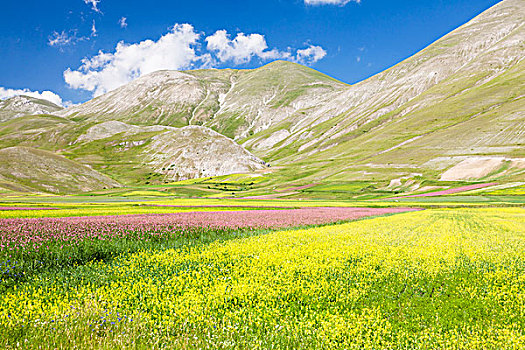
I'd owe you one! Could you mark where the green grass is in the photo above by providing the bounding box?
[212,112,246,139]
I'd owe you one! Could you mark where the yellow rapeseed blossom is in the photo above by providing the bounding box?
[0,208,524,348]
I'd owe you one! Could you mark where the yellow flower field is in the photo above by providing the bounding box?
[0,204,260,219]
[1,208,524,348]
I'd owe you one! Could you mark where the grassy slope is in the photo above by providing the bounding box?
[299,59,525,182]
[203,61,347,139]
[0,114,80,151]
[0,147,120,194]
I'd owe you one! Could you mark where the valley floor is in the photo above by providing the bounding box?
[0,195,524,349]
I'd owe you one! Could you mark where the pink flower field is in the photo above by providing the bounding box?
[142,204,290,209]
[0,207,417,252]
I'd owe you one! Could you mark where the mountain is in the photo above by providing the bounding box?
[242,0,524,160]
[0,0,523,195]
[58,62,347,139]
[251,0,524,181]
[0,95,63,123]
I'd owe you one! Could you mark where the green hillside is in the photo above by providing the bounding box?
[241,0,525,192]
[0,146,120,193]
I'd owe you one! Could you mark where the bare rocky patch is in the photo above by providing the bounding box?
[441,157,525,181]
[145,126,267,181]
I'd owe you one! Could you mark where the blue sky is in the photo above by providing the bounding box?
[0,0,501,106]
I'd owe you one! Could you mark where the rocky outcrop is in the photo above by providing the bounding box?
[145,126,266,181]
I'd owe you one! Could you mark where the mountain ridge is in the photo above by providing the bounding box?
[58,61,347,139]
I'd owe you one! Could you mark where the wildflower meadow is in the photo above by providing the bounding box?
[0,205,523,348]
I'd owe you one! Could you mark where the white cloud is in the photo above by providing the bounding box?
[305,0,360,5]
[295,45,327,64]
[84,0,101,13]
[205,30,326,65]
[0,87,68,107]
[64,24,328,97]
[48,30,87,48]
[119,17,128,28]
[91,20,97,37]
[64,23,201,96]
[48,31,74,47]
[206,30,284,64]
